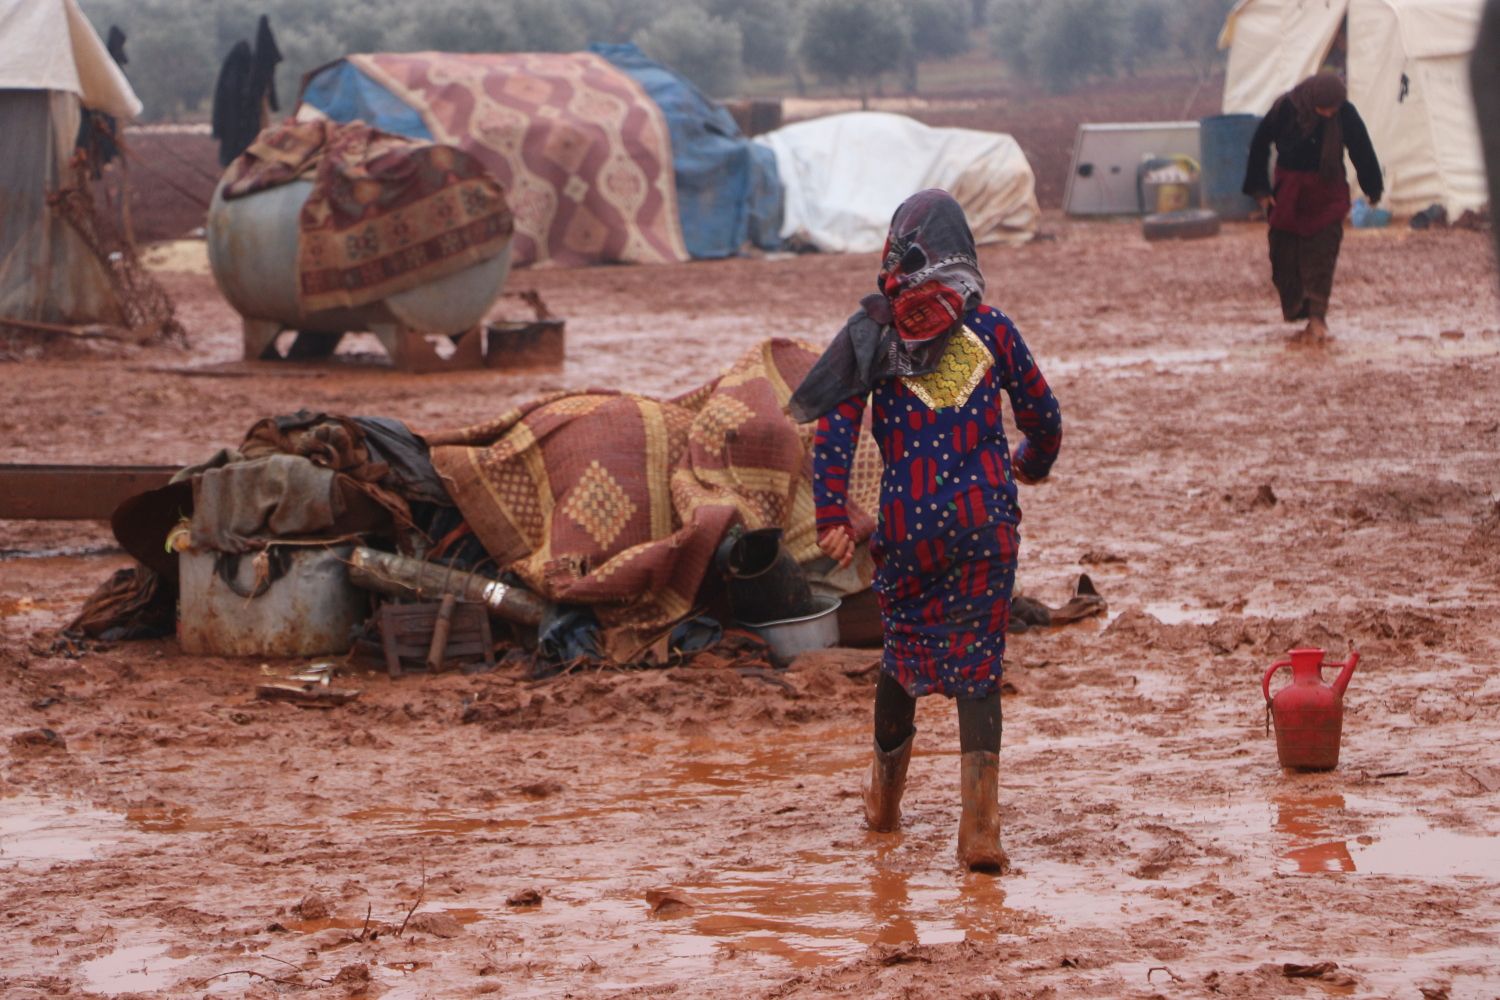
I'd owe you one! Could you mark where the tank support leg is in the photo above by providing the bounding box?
[374,322,486,373]
[243,318,285,361]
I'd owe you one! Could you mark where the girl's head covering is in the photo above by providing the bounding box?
[788,189,984,422]
[1285,73,1348,180]
[877,189,985,343]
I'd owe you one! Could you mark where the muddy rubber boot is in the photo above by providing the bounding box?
[863,732,914,832]
[957,750,1009,873]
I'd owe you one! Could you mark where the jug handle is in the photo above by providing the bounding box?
[1261,658,1293,705]
[1262,658,1293,736]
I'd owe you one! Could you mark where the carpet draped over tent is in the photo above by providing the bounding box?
[299,51,688,268]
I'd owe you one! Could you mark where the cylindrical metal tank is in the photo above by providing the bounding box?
[205,179,513,339]
[1199,114,1262,221]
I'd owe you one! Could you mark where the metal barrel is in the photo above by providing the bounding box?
[1198,114,1262,221]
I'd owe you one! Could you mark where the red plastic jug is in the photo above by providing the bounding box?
[1263,648,1360,771]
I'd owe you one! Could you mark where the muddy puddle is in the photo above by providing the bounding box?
[1170,790,1500,879]
[9,718,1497,997]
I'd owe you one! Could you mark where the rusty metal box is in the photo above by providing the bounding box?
[177,543,364,657]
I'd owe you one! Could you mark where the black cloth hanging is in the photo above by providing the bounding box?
[211,15,284,167]
[76,26,127,175]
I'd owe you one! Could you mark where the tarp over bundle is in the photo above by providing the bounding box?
[219,119,514,312]
[591,43,783,258]
[1220,0,1488,215]
[298,51,688,268]
[756,111,1040,253]
[0,0,141,325]
[426,339,883,662]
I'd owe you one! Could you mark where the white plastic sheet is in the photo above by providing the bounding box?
[756,112,1039,254]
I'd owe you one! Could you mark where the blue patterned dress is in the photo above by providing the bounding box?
[813,304,1062,699]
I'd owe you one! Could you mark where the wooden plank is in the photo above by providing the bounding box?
[0,464,178,520]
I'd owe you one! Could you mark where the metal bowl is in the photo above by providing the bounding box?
[739,595,842,668]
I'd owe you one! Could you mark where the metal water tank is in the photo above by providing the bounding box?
[206,179,513,362]
[1199,114,1262,221]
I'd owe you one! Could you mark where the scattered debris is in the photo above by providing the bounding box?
[1282,961,1339,978]
[255,683,361,708]
[406,910,465,938]
[871,942,934,966]
[515,781,564,798]
[645,887,695,917]
[506,888,543,908]
[293,892,332,921]
[10,727,66,750]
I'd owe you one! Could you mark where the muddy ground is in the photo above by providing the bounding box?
[4,190,1500,997]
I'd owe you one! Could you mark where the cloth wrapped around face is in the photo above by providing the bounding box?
[788,189,985,423]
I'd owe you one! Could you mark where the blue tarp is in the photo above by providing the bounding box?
[591,43,783,257]
[300,60,432,141]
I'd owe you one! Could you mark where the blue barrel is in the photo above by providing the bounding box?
[1199,114,1262,220]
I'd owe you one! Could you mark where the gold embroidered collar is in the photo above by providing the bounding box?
[900,325,992,410]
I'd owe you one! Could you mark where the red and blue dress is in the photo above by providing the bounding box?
[813,304,1062,699]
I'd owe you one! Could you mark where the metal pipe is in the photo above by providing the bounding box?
[346,546,547,627]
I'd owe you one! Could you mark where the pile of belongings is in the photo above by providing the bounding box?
[69,339,1104,672]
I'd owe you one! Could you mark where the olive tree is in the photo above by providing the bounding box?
[798,0,911,105]
[634,6,745,97]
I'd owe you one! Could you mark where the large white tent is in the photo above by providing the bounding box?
[755,112,1039,254]
[0,0,142,326]
[1220,0,1487,216]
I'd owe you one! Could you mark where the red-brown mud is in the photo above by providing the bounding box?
[3,192,1500,997]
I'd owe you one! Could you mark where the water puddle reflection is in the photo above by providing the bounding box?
[81,944,192,994]
[1195,792,1500,878]
[0,796,128,869]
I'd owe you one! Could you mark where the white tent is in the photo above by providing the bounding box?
[0,0,142,326]
[755,112,1039,254]
[1220,0,1487,216]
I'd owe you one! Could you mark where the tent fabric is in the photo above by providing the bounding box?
[1220,0,1488,215]
[299,52,688,269]
[299,60,433,141]
[0,0,137,326]
[0,89,124,325]
[755,112,1039,254]
[590,43,783,257]
[0,0,141,118]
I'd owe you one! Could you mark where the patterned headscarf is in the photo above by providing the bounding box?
[789,189,985,422]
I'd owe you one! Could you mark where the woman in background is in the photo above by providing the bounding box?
[1243,73,1383,343]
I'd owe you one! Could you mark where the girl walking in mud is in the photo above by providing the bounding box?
[790,189,1063,873]
[1243,72,1383,343]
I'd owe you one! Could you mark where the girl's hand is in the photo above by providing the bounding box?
[817,525,855,569]
[1258,195,1275,213]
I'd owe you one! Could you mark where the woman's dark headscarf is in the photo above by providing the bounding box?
[789,189,984,423]
[1281,73,1348,181]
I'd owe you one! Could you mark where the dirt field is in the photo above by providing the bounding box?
[3,210,1498,999]
[5,69,1500,996]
